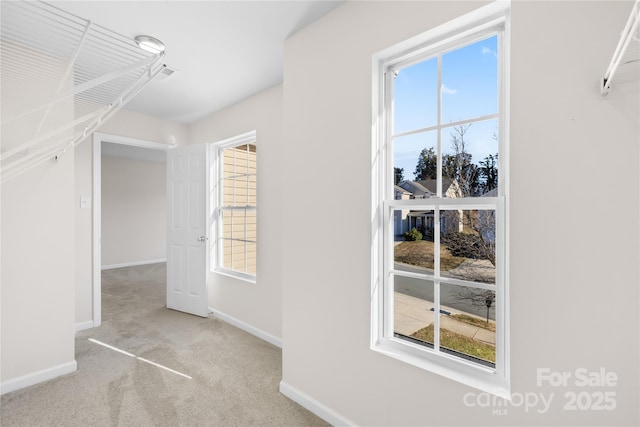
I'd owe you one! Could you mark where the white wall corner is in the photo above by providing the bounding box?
[75,320,95,332]
[208,307,282,348]
[279,381,356,427]
[0,361,77,396]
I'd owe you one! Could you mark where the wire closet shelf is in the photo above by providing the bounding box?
[1,0,166,183]
[602,0,640,96]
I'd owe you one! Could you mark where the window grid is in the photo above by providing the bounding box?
[386,32,502,361]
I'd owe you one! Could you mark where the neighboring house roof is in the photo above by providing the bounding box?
[394,185,411,195]
[398,180,433,198]
[416,179,438,194]
[481,188,498,197]
[416,179,459,196]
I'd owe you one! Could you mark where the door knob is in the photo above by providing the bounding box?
[198,236,207,242]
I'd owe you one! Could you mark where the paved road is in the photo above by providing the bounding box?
[394,263,496,321]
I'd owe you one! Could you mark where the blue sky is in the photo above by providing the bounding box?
[393,35,498,181]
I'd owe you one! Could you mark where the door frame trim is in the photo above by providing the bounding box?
[91,132,174,327]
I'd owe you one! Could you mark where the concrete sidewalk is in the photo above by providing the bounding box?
[394,291,495,346]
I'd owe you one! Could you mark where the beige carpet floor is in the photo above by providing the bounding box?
[1,263,328,426]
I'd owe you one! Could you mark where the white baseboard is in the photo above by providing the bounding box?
[75,320,95,332]
[0,360,77,395]
[279,381,355,427]
[101,259,166,270]
[208,307,282,348]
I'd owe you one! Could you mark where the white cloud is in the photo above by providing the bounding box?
[482,46,497,57]
[441,84,458,95]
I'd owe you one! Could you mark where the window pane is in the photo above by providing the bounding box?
[231,240,246,271]
[248,174,257,205]
[440,120,498,198]
[246,242,257,275]
[231,211,246,238]
[221,146,237,178]
[221,210,239,241]
[441,36,498,123]
[221,143,257,205]
[222,239,233,270]
[393,220,435,265]
[221,210,233,240]
[393,131,437,193]
[245,210,257,242]
[394,57,438,134]
[393,275,435,348]
[220,208,256,274]
[223,176,257,206]
[439,284,496,367]
[440,209,496,284]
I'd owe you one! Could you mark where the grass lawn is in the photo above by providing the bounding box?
[411,324,496,363]
[451,313,496,332]
[394,240,466,271]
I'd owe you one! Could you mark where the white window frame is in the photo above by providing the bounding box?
[210,130,257,283]
[371,1,510,398]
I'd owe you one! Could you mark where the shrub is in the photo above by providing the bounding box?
[442,231,483,259]
[423,228,434,242]
[404,227,423,241]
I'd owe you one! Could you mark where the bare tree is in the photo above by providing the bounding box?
[443,126,497,312]
[443,124,480,197]
[455,289,495,323]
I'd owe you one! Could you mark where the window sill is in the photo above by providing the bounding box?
[213,268,256,284]
[372,338,509,399]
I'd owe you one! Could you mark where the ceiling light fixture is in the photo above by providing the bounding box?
[134,35,165,54]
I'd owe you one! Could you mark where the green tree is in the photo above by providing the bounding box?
[413,147,438,180]
[479,153,498,194]
[394,167,404,185]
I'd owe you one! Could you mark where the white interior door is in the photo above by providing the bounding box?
[166,144,209,317]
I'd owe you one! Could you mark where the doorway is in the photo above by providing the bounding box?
[91,132,173,326]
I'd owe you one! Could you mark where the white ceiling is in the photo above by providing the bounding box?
[54,0,344,124]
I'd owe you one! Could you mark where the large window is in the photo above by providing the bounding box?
[212,131,257,281]
[372,3,510,397]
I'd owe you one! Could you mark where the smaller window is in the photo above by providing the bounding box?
[212,131,257,281]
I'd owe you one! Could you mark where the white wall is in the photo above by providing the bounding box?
[189,85,283,344]
[281,1,638,425]
[1,157,77,392]
[101,156,167,268]
[75,142,93,327]
[74,110,188,327]
[1,46,77,391]
[99,109,189,147]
